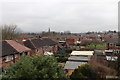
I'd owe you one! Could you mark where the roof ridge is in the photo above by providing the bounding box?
[5,41,18,52]
[1,41,18,57]
[29,39,37,49]
[5,40,18,52]
[6,40,31,53]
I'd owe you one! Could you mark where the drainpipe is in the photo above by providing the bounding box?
[13,53,16,63]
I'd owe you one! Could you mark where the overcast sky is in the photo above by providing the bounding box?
[1,0,119,33]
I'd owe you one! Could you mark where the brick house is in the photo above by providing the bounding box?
[23,38,58,55]
[66,39,75,45]
[0,40,31,68]
[105,38,120,54]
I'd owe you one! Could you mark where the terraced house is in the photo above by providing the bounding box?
[1,40,31,68]
[105,38,120,54]
[23,38,59,55]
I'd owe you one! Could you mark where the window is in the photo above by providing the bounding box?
[115,43,120,46]
[36,49,39,52]
[20,53,22,56]
[5,56,11,62]
[114,50,120,54]
[25,52,28,55]
[2,57,6,62]
[15,54,17,58]
[110,43,113,46]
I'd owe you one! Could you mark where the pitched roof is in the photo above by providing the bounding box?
[1,41,18,57]
[64,61,87,69]
[42,38,57,46]
[6,40,31,53]
[23,40,35,49]
[68,56,90,62]
[94,50,105,55]
[23,38,57,49]
[1,40,31,57]
[105,38,119,43]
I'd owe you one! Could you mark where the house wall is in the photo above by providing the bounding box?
[66,39,75,45]
[105,52,115,56]
[1,51,30,68]
[65,69,74,76]
[29,45,59,56]
[35,48,44,56]
[0,54,20,68]
[107,43,120,50]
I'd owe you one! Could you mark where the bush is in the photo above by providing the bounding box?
[56,57,68,63]
[2,55,68,80]
[70,64,97,80]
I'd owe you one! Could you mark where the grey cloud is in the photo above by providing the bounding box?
[1,0,119,33]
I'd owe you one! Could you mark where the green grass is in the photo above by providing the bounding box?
[87,43,106,49]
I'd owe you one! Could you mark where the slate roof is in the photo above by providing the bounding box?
[94,50,105,55]
[105,38,119,43]
[68,56,90,62]
[64,61,87,69]
[1,41,18,57]
[1,40,31,57]
[42,38,57,46]
[23,40,35,49]
[23,38,58,49]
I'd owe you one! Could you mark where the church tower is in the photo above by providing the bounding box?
[48,27,50,33]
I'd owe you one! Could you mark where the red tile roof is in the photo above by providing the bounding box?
[6,40,31,53]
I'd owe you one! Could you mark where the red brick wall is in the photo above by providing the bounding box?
[1,54,20,68]
[65,69,74,76]
[107,43,120,50]
[66,39,75,45]
[1,51,31,68]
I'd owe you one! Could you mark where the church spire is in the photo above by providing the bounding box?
[48,27,50,33]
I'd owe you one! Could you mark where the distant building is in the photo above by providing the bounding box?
[48,27,50,33]
[66,39,75,45]
[23,38,58,55]
[105,38,120,54]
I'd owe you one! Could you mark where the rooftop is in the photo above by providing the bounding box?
[70,51,94,56]
[68,56,90,62]
[64,61,87,69]
[23,38,57,49]
[1,40,31,57]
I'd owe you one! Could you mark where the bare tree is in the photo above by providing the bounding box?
[89,56,117,77]
[1,24,21,40]
[116,54,120,76]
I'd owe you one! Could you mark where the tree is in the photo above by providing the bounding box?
[2,55,68,80]
[64,31,71,35]
[80,40,92,46]
[1,24,21,40]
[116,54,120,76]
[89,57,117,79]
[70,64,97,80]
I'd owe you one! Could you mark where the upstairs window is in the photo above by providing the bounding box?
[5,56,11,62]
[15,54,17,58]
[109,43,113,46]
[36,49,39,52]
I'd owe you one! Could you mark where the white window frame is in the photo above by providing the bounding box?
[15,54,17,58]
[5,56,11,62]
